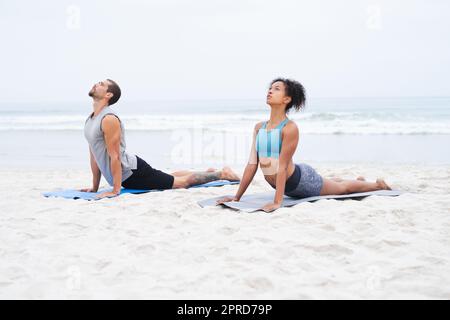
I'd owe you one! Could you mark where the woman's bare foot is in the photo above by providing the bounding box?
[357,176,366,181]
[220,167,240,181]
[376,178,391,190]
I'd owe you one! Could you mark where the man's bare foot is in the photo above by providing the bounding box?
[220,167,240,181]
[376,178,391,190]
[357,176,366,181]
[207,168,217,172]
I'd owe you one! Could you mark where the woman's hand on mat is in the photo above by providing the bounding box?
[262,202,281,213]
[216,196,239,205]
[95,191,120,199]
[79,187,98,193]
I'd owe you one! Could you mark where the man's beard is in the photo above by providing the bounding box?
[88,89,95,97]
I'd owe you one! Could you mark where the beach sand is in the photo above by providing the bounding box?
[1,163,449,299]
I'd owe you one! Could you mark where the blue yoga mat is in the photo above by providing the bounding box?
[43,180,239,201]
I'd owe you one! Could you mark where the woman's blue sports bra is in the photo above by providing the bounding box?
[255,118,290,175]
[256,118,290,159]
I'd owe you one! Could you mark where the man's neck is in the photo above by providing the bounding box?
[92,100,109,116]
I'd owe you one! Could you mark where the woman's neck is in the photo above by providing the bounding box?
[268,106,287,128]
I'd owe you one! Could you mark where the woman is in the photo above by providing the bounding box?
[217,78,391,212]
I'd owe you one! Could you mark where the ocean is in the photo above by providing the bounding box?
[1,97,449,170]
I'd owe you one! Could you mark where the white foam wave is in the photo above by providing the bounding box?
[1,113,449,135]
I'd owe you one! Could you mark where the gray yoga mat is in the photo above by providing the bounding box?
[198,190,404,212]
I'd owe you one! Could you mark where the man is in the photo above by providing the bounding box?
[81,79,240,199]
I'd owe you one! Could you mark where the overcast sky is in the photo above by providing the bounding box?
[1,0,449,103]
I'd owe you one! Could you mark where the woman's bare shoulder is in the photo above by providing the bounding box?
[286,119,298,129]
[282,120,299,135]
[254,121,265,131]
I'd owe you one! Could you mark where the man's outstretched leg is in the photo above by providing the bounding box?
[172,167,240,189]
[171,168,216,177]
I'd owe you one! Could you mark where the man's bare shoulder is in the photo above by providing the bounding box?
[101,114,120,132]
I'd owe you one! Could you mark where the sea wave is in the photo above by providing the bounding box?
[1,112,449,135]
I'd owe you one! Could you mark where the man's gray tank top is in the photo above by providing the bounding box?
[84,106,137,186]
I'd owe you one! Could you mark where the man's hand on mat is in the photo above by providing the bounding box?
[262,202,281,213]
[95,191,120,199]
[79,187,98,193]
[216,196,239,205]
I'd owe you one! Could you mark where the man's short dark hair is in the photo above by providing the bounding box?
[106,79,121,106]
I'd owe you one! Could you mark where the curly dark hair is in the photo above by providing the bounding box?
[270,78,306,113]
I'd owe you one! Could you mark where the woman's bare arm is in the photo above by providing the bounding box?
[262,122,299,211]
[217,122,263,204]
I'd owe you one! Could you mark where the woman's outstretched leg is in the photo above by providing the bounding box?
[330,176,366,182]
[172,167,240,189]
[320,177,391,196]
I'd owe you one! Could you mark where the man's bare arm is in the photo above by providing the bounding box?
[102,115,122,195]
[89,147,101,191]
[80,147,101,192]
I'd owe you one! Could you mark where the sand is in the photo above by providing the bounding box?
[0,163,449,299]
